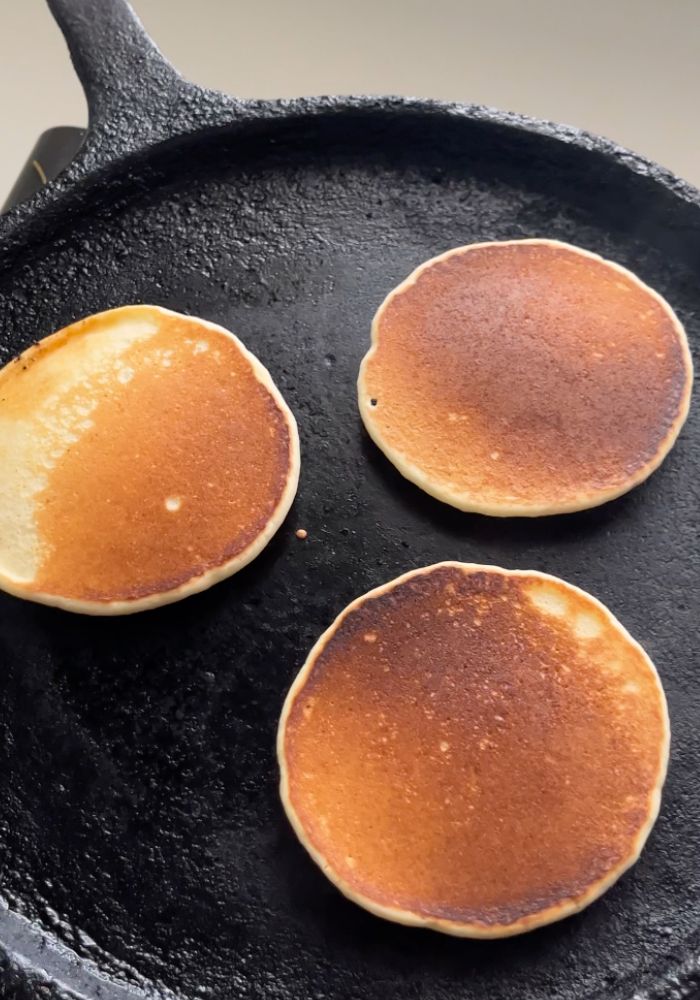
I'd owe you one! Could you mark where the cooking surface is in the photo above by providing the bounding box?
[0,110,698,999]
[2,0,700,202]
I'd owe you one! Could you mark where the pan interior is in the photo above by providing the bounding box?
[0,109,698,1000]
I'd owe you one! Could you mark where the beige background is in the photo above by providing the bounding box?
[1,0,700,200]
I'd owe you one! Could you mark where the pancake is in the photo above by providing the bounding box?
[0,305,300,614]
[358,239,693,516]
[278,563,669,938]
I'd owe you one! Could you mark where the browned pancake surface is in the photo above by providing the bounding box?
[280,564,668,934]
[359,241,692,514]
[0,306,297,607]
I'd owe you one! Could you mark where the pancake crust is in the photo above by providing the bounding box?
[278,563,669,937]
[358,240,693,516]
[0,305,300,613]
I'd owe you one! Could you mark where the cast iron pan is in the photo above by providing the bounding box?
[0,2,699,998]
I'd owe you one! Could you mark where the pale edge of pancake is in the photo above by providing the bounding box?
[277,562,671,938]
[0,305,301,615]
[357,239,695,517]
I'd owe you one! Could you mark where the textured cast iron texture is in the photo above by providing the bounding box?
[0,2,699,999]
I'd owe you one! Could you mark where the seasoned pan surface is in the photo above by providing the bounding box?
[0,4,699,1000]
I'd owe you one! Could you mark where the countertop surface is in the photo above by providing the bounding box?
[1,0,699,200]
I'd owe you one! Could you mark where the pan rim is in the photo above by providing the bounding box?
[1,93,700,258]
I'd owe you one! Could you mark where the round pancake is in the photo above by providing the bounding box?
[358,239,693,516]
[0,305,300,614]
[278,563,669,938]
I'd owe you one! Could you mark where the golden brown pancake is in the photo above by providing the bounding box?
[0,305,300,614]
[358,240,693,516]
[278,563,669,937]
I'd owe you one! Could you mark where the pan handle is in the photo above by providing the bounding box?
[46,0,199,153]
[0,0,238,243]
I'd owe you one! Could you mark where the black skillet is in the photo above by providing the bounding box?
[1,2,699,998]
